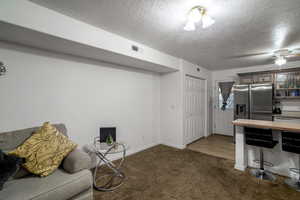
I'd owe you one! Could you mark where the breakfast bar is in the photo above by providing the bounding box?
[232,119,300,180]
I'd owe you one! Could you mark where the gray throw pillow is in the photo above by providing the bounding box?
[62,148,91,174]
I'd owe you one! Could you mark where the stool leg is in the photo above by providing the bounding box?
[250,148,276,181]
[285,156,300,192]
[260,148,264,170]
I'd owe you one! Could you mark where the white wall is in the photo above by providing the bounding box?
[0,40,214,154]
[0,0,215,153]
[160,70,183,148]
[0,42,161,155]
[160,60,213,149]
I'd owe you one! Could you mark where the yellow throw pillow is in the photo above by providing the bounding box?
[9,122,77,177]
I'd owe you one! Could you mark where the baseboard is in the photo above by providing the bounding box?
[126,142,159,157]
[88,142,160,168]
[161,143,186,150]
[213,133,234,137]
[234,164,247,171]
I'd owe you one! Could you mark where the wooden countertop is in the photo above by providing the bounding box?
[232,119,300,132]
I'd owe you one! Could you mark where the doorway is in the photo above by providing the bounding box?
[187,80,235,160]
[184,75,206,145]
[213,80,234,136]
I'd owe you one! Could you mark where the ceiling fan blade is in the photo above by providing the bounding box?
[286,54,300,58]
[225,52,270,59]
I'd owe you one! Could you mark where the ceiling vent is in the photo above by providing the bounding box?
[131,45,139,52]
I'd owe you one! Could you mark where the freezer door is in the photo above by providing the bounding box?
[233,85,249,119]
[250,84,273,120]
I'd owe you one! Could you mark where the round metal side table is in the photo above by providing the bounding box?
[91,138,128,192]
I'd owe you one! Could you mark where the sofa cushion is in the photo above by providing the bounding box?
[70,188,93,200]
[63,149,92,174]
[0,169,92,200]
[0,124,68,152]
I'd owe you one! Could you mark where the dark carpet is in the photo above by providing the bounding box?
[94,145,300,200]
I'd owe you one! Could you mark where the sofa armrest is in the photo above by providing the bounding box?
[63,148,92,174]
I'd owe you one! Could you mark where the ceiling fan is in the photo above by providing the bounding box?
[272,49,300,66]
[228,48,300,66]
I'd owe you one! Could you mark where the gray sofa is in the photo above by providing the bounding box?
[0,124,94,200]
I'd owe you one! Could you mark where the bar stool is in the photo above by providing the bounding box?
[281,131,300,192]
[245,127,278,181]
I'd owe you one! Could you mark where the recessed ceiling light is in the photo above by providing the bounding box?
[184,6,215,31]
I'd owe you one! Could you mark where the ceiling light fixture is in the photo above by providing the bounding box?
[184,21,196,31]
[184,6,215,31]
[275,56,287,66]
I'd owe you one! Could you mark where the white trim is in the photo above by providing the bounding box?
[234,164,247,171]
[126,142,160,157]
[235,126,248,172]
[204,79,208,137]
[162,143,186,150]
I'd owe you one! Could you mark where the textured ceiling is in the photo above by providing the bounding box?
[31,0,300,70]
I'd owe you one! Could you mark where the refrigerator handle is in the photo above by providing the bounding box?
[236,104,239,116]
[249,85,252,119]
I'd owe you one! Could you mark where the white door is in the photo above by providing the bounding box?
[214,80,234,136]
[184,75,206,144]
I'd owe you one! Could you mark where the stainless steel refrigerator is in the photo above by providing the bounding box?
[233,83,273,121]
[232,83,273,142]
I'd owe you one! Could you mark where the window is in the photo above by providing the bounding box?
[218,88,234,109]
